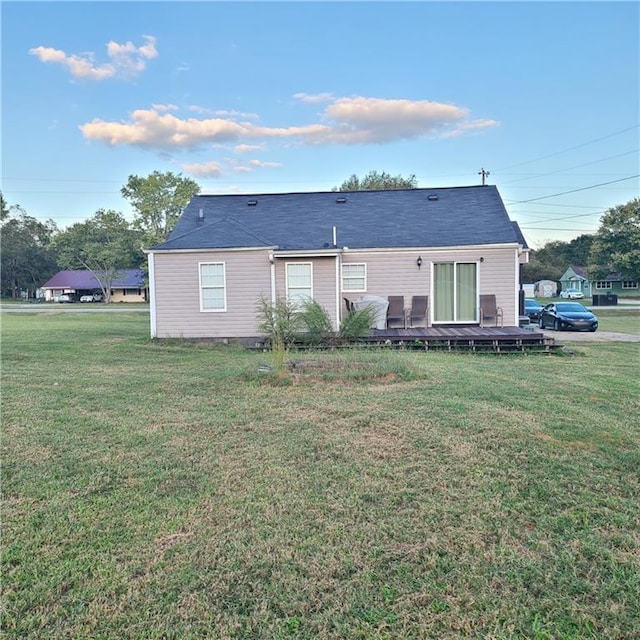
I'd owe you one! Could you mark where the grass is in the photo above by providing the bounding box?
[2,312,640,639]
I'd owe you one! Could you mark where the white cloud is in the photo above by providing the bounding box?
[79,96,498,148]
[293,92,335,104]
[181,161,222,177]
[29,35,157,81]
[234,144,264,153]
[249,159,281,169]
[152,103,179,112]
[442,118,500,138]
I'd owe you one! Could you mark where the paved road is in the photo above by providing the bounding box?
[0,303,149,313]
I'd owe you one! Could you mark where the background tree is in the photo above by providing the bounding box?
[1,191,10,222]
[121,171,200,246]
[522,234,595,283]
[332,170,418,192]
[0,202,58,298]
[52,209,143,303]
[588,197,640,281]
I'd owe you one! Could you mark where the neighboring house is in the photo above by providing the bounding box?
[41,269,147,302]
[146,185,530,340]
[591,273,639,295]
[560,266,639,297]
[559,266,591,297]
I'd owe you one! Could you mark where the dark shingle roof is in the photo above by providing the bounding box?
[151,185,524,252]
[42,269,144,289]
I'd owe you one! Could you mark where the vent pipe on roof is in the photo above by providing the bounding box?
[198,208,204,222]
[336,197,347,204]
[247,199,258,206]
[427,194,439,201]
[333,226,337,247]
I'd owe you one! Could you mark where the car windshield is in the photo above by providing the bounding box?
[525,300,540,307]
[556,303,587,312]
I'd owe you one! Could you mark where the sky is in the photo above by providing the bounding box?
[1,0,638,249]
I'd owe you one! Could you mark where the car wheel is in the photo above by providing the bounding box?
[589,326,597,332]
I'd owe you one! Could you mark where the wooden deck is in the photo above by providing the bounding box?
[363,325,556,353]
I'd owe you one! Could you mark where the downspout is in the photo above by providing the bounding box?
[335,252,341,330]
[269,251,276,304]
[147,251,157,338]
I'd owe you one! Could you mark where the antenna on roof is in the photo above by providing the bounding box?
[478,168,490,186]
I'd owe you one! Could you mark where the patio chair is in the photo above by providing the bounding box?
[343,297,354,313]
[386,296,405,328]
[479,294,504,327]
[409,295,429,328]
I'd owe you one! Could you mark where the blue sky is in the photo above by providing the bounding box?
[1,1,638,248]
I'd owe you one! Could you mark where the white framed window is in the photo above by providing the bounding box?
[593,281,612,290]
[433,262,478,323]
[622,281,638,289]
[199,262,226,312]
[342,263,366,292]
[286,262,312,305]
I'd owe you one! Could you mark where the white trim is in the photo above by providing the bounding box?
[146,246,276,255]
[198,262,227,312]
[335,255,341,329]
[275,250,340,258]
[148,252,157,338]
[269,252,276,304]
[343,243,521,255]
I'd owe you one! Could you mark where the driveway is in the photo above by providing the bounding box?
[541,329,640,342]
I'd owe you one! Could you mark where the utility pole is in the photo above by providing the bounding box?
[478,168,490,186]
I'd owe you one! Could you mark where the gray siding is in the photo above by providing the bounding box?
[341,246,519,325]
[153,250,272,339]
[152,245,520,338]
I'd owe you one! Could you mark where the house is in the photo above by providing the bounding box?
[146,185,530,340]
[41,269,146,302]
[559,266,591,297]
[560,266,639,298]
[592,274,639,296]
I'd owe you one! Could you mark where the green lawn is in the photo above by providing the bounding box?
[2,313,639,639]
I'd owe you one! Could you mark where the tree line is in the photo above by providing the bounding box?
[0,172,200,300]
[522,198,639,284]
[1,169,637,299]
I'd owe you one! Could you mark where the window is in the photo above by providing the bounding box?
[622,281,638,289]
[286,263,312,305]
[433,262,477,323]
[199,262,226,311]
[342,263,366,291]
[593,281,612,290]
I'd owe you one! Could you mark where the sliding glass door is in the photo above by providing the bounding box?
[433,262,478,323]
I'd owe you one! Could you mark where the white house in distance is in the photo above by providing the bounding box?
[146,185,530,341]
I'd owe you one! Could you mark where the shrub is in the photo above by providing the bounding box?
[298,299,335,345]
[340,306,376,339]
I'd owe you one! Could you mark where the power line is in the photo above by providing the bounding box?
[509,175,639,204]
[494,124,640,172]
[498,149,639,186]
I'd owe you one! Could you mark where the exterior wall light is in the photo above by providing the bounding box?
[417,256,423,269]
